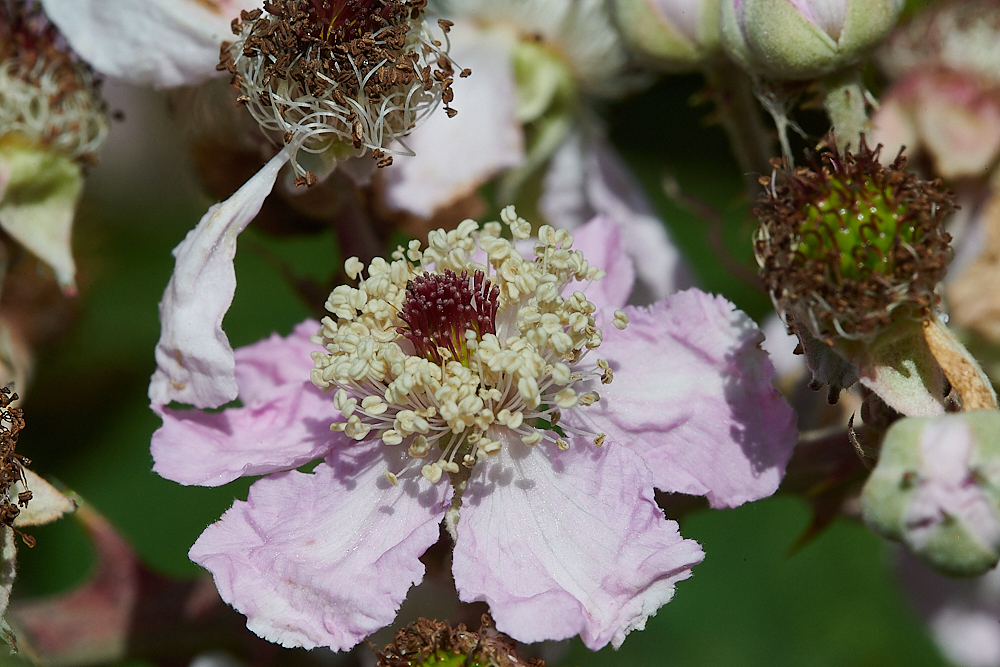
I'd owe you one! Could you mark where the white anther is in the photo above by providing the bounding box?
[344,415,371,440]
[579,391,600,406]
[344,257,364,280]
[383,471,399,486]
[522,431,543,446]
[362,396,388,415]
[557,438,569,451]
[382,430,403,445]
[422,463,443,483]
[441,461,459,474]
[408,436,430,458]
[554,388,578,409]
[551,363,571,385]
[613,310,630,330]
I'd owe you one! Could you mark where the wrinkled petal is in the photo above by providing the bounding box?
[564,289,797,508]
[0,146,82,291]
[148,149,288,409]
[233,319,320,405]
[453,437,703,650]
[40,0,259,88]
[541,132,687,301]
[190,444,449,650]
[151,381,339,487]
[568,215,635,313]
[382,23,524,217]
[152,320,330,486]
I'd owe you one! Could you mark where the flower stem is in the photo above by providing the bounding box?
[702,58,775,179]
[822,68,869,150]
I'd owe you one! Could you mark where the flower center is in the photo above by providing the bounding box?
[312,208,618,486]
[303,0,399,46]
[797,175,913,282]
[398,269,499,366]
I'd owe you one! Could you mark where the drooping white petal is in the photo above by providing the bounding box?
[40,0,261,88]
[148,149,288,409]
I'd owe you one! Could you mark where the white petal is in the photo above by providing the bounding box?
[148,149,288,409]
[41,0,261,88]
[381,23,524,218]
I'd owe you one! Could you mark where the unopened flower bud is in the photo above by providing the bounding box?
[862,410,1000,577]
[720,0,903,79]
[612,0,721,71]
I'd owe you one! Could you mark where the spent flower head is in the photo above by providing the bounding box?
[220,0,466,185]
[754,137,954,345]
[0,0,108,164]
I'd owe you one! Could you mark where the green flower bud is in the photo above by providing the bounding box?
[612,0,721,72]
[720,0,903,80]
[862,410,1000,577]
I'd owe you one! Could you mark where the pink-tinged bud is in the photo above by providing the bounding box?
[612,0,721,71]
[721,0,903,79]
[862,411,1000,577]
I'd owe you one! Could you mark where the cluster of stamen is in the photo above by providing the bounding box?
[219,0,467,185]
[311,207,625,485]
[0,388,30,531]
[0,0,108,163]
[754,137,954,343]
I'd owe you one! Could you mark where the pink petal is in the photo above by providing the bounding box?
[148,149,288,409]
[190,444,450,650]
[452,438,704,650]
[568,215,635,314]
[564,289,797,508]
[382,23,524,217]
[541,132,687,301]
[789,0,847,40]
[40,0,259,88]
[233,319,320,405]
[150,380,340,487]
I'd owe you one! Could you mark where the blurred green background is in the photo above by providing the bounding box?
[3,59,947,667]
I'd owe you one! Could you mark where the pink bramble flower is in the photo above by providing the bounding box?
[151,211,797,651]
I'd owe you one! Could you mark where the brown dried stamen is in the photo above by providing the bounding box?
[0,388,29,530]
[397,269,499,365]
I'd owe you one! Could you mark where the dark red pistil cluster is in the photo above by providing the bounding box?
[398,269,499,365]
[303,0,396,45]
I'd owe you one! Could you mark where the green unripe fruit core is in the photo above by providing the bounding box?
[797,176,913,282]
